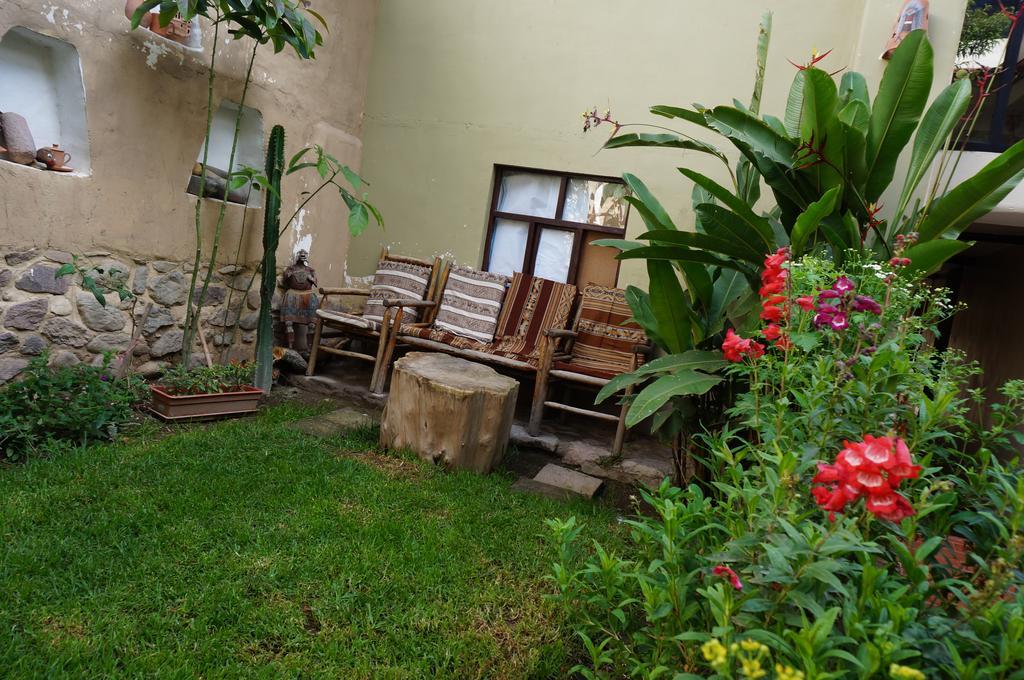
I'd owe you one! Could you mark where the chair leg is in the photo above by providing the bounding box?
[370,309,396,394]
[611,384,634,457]
[375,322,402,395]
[306,318,324,376]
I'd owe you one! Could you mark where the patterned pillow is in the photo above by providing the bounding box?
[434,266,509,343]
[363,260,432,324]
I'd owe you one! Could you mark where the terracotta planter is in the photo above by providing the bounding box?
[150,385,262,421]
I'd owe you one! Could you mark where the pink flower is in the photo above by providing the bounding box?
[852,295,882,314]
[712,565,743,590]
[833,276,855,293]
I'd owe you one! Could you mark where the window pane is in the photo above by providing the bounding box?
[497,171,560,218]
[563,178,628,227]
[487,218,529,276]
[534,228,575,283]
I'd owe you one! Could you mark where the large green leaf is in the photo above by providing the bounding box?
[595,350,727,404]
[866,30,933,202]
[626,371,724,427]
[618,245,744,272]
[623,173,676,230]
[838,71,870,113]
[749,12,773,115]
[784,69,805,138]
[624,286,665,349]
[604,133,726,163]
[696,203,774,260]
[799,68,838,147]
[895,78,972,224]
[678,261,713,309]
[707,268,752,337]
[917,138,1024,241]
[591,238,644,251]
[650,105,711,128]
[704,107,797,167]
[902,239,974,276]
[790,186,840,255]
[647,261,695,353]
[679,169,774,247]
[638,227,764,264]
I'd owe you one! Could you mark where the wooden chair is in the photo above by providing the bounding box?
[528,284,650,456]
[306,248,447,394]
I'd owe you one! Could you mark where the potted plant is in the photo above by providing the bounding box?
[149,363,260,421]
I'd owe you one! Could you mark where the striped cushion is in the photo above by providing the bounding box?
[434,266,509,343]
[363,260,431,324]
[492,273,577,361]
[554,284,647,379]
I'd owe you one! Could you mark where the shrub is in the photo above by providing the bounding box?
[550,255,1024,679]
[156,363,255,396]
[0,354,146,462]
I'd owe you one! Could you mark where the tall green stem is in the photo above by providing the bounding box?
[184,40,260,361]
[183,12,221,365]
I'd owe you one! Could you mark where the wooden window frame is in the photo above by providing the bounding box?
[480,164,629,285]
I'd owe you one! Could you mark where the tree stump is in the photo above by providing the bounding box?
[380,352,519,473]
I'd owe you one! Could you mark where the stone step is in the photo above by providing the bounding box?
[533,463,603,498]
[511,477,577,501]
[288,406,379,438]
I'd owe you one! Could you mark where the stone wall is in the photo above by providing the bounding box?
[0,246,270,384]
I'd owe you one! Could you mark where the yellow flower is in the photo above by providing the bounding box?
[701,639,728,669]
[889,664,926,680]
[775,664,805,680]
[739,657,767,679]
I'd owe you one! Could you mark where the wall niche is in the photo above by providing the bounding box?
[186,102,264,207]
[0,27,90,175]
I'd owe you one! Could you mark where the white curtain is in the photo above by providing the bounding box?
[534,228,574,283]
[497,172,560,218]
[487,219,528,276]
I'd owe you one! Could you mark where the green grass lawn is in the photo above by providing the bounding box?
[0,403,620,678]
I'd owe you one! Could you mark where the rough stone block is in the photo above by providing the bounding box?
[0,331,18,353]
[19,335,47,356]
[40,318,90,348]
[16,265,70,295]
[140,306,175,335]
[4,250,38,266]
[150,329,184,358]
[48,350,81,368]
[533,464,603,498]
[87,332,132,353]
[289,407,378,438]
[510,424,559,453]
[0,358,30,383]
[4,298,48,330]
[149,271,187,306]
[49,296,72,316]
[132,266,149,296]
[77,293,127,332]
[43,250,73,264]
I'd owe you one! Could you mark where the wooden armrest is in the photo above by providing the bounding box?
[383,299,437,308]
[319,287,370,297]
[544,329,577,339]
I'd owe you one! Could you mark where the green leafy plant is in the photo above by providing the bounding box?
[129,0,342,366]
[550,254,1024,679]
[0,353,146,462]
[156,363,255,396]
[958,0,1012,59]
[222,136,382,378]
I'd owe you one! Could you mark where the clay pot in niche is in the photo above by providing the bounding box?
[36,144,73,173]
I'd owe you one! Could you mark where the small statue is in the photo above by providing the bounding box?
[280,250,319,354]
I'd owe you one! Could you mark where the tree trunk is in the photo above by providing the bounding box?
[380,352,518,473]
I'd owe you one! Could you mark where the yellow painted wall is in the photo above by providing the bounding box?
[354,0,967,288]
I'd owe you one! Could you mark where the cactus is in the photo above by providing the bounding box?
[254,124,285,392]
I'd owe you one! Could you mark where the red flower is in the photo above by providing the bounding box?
[722,329,764,362]
[811,435,920,522]
[763,323,782,341]
[712,565,743,590]
[774,335,793,351]
[795,296,815,311]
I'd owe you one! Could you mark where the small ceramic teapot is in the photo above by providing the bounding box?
[36,144,73,172]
